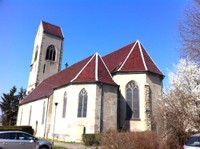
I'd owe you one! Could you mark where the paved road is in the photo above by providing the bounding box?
[54,142,100,149]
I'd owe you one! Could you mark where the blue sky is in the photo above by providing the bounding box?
[0,0,189,96]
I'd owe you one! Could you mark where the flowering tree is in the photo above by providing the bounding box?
[155,58,200,146]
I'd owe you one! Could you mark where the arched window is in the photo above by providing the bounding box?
[45,45,56,61]
[42,101,45,124]
[77,88,87,117]
[126,80,139,119]
[62,91,67,118]
[28,105,32,125]
[20,108,23,125]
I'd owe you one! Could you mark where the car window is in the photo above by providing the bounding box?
[2,133,17,140]
[0,133,4,139]
[186,136,200,147]
[17,133,34,140]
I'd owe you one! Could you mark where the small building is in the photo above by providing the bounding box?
[17,21,164,142]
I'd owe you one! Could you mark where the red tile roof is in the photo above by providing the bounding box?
[21,40,163,105]
[21,56,92,104]
[71,53,117,85]
[103,42,135,72]
[42,21,64,39]
[103,40,163,76]
[21,54,116,104]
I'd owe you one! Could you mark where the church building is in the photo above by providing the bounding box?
[17,21,164,142]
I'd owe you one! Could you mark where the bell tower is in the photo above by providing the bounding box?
[27,21,64,94]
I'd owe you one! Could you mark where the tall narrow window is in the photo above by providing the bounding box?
[62,92,67,118]
[20,108,23,125]
[43,64,46,73]
[77,88,88,117]
[42,101,45,124]
[45,45,56,61]
[126,81,140,119]
[28,106,32,125]
[34,46,38,62]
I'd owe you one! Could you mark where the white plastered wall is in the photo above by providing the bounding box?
[47,84,97,142]
[113,73,148,131]
[17,97,49,137]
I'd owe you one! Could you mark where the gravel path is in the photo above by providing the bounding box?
[54,142,100,149]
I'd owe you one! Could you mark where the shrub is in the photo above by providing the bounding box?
[82,134,100,146]
[101,131,161,149]
[0,126,34,135]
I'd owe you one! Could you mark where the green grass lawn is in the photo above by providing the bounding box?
[54,146,67,149]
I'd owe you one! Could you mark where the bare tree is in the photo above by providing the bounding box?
[178,0,200,63]
[155,58,200,146]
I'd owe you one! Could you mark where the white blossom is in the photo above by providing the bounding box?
[169,58,200,100]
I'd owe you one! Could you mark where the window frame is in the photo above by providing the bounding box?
[77,88,88,118]
[125,80,140,120]
[41,101,46,125]
[28,105,32,125]
[45,45,56,61]
[62,91,67,118]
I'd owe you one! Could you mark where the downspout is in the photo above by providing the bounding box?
[99,83,104,133]
[43,96,50,138]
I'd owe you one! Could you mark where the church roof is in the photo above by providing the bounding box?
[71,53,117,85]
[21,40,163,105]
[21,53,117,104]
[103,40,163,76]
[42,21,64,39]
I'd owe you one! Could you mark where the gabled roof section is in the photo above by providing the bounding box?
[21,53,116,105]
[42,21,64,39]
[118,41,146,71]
[71,53,117,85]
[103,41,136,72]
[21,56,92,104]
[21,39,163,105]
[139,43,163,75]
[103,40,163,76]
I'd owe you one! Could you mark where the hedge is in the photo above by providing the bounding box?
[82,134,100,146]
[0,126,34,135]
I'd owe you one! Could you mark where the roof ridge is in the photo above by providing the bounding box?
[98,54,114,82]
[41,20,61,28]
[95,53,98,81]
[70,54,96,82]
[103,41,136,57]
[138,41,147,70]
[118,41,138,71]
[140,44,163,75]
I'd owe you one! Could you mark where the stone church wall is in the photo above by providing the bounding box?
[146,73,163,130]
[102,84,118,132]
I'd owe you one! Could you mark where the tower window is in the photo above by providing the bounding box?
[43,64,46,73]
[34,46,38,62]
[46,45,56,61]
